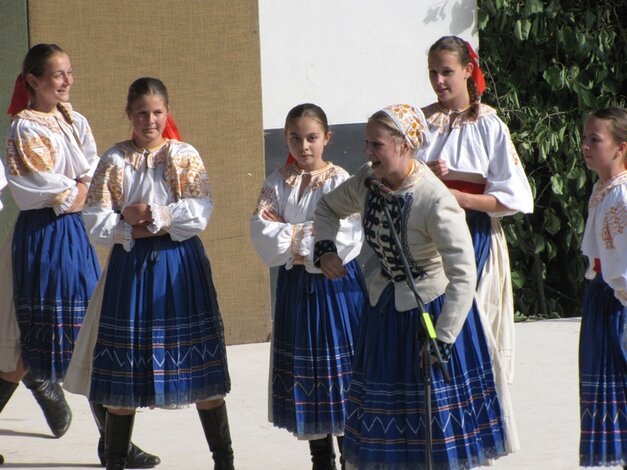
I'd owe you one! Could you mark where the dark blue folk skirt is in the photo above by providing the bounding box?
[343,284,508,469]
[88,235,230,408]
[12,208,100,382]
[466,210,491,281]
[579,274,626,467]
[270,260,367,437]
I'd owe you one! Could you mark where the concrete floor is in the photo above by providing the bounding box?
[1,318,620,469]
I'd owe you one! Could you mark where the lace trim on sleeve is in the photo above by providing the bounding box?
[113,221,134,252]
[53,186,77,215]
[148,204,172,233]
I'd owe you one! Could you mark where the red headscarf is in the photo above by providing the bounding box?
[6,74,30,116]
[465,42,487,95]
[286,153,295,164]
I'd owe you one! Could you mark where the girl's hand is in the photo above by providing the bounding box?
[261,208,285,223]
[428,159,449,178]
[319,252,347,280]
[122,204,152,226]
[131,225,165,239]
[67,182,88,213]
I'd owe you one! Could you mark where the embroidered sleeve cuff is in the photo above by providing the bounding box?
[313,240,338,267]
[147,204,172,234]
[53,187,78,215]
[113,221,134,252]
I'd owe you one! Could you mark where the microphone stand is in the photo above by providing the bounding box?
[377,193,451,470]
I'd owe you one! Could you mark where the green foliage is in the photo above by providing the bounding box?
[478,0,626,319]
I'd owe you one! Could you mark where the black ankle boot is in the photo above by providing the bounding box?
[91,402,160,468]
[21,373,71,438]
[197,402,234,470]
[309,435,337,470]
[105,411,135,470]
[0,377,19,414]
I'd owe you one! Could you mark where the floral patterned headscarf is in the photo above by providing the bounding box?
[380,104,430,149]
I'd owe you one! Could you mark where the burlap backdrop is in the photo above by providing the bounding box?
[14,0,271,344]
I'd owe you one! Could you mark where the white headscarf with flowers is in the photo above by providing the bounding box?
[380,104,430,150]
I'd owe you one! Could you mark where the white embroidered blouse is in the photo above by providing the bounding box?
[4,103,99,213]
[82,139,212,252]
[581,171,627,306]
[250,162,363,273]
[417,103,533,217]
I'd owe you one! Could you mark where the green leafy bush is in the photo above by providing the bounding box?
[478,0,626,319]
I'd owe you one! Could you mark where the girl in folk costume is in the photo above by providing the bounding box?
[250,103,367,469]
[63,77,234,470]
[417,35,534,451]
[315,104,511,469]
[578,107,626,467]
[0,44,159,468]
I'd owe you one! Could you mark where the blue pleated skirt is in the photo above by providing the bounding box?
[579,274,627,467]
[343,284,508,469]
[271,260,367,437]
[466,210,491,281]
[12,208,100,382]
[88,235,230,409]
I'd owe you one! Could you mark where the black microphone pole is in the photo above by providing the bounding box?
[367,178,450,470]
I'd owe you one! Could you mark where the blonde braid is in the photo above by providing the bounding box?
[467,79,480,120]
[56,103,74,125]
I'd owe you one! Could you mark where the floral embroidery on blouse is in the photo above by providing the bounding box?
[277,162,342,191]
[601,204,625,250]
[422,102,492,133]
[589,172,627,209]
[86,162,125,209]
[252,186,278,216]
[15,108,64,133]
[164,151,211,200]
[423,102,522,167]
[6,134,58,176]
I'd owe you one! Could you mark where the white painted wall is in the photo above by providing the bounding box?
[259,0,477,129]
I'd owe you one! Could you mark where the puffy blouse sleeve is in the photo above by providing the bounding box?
[5,118,79,212]
[250,176,304,268]
[314,165,369,253]
[149,144,213,241]
[82,149,131,250]
[480,113,534,217]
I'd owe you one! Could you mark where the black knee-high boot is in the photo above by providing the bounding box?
[21,372,71,438]
[91,402,160,468]
[0,377,19,414]
[197,402,234,470]
[105,412,135,470]
[335,436,345,470]
[308,434,337,470]
[0,377,19,467]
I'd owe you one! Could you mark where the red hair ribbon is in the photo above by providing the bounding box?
[286,153,295,164]
[162,114,182,140]
[465,42,487,95]
[6,74,30,116]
